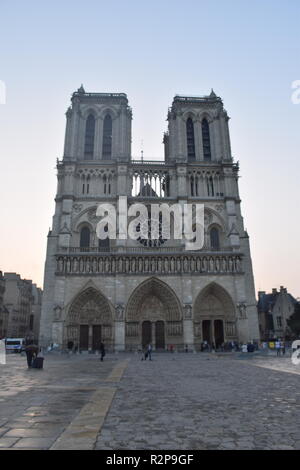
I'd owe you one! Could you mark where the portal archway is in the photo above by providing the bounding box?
[64,287,113,351]
[125,278,183,351]
[193,283,237,350]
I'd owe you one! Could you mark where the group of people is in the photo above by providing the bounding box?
[67,340,106,361]
[141,343,152,361]
[200,340,260,353]
[200,340,243,352]
[274,340,286,356]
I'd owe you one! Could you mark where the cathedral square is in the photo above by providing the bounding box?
[1,86,299,453]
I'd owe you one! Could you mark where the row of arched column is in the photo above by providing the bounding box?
[63,279,237,350]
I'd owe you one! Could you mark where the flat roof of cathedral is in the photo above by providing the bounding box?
[173,91,222,104]
[72,86,128,104]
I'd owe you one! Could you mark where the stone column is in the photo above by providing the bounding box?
[176,112,185,160]
[209,118,217,161]
[176,165,187,197]
[63,108,73,158]
[94,117,102,160]
[194,119,202,161]
[69,99,80,158]
[88,325,93,352]
[221,112,231,160]
[183,304,194,351]
[152,322,156,350]
[236,302,250,343]
[114,304,125,351]
[215,118,223,160]
[51,321,64,348]
[115,322,125,351]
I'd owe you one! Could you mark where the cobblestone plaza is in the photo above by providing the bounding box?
[0,352,299,450]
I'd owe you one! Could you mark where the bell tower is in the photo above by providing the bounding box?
[164,90,232,163]
[63,85,132,162]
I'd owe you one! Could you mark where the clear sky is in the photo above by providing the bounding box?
[0,0,299,297]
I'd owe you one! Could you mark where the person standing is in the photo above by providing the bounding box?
[275,340,281,356]
[146,343,152,361]
[99,342,105,361]
[25,344,38,368]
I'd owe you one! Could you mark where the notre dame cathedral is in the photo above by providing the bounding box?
[39,86,259,351]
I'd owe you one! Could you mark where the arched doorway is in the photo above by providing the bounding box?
[194,283,236,350]
[65,287,113,351]
[125,278,183,351]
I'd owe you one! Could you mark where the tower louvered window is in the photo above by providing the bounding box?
[186,118,195,160]
[84,115,95,159]
[202,118,211,160]
[102,115,112,159]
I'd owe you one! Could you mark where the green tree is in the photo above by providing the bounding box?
[287,303,300,336]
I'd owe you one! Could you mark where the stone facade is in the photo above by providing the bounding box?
[258,287,298,339]
[39,87,260,351]
[31,284,43,342]
[3,273,42,340]
[0,271,8,338]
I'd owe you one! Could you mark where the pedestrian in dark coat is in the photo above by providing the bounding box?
[100,342,105,361]
[25,345,38,368]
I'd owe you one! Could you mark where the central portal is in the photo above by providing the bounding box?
[125,278,183,351]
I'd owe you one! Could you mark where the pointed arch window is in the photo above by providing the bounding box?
[186,118,195,160]
[202,118,211,160]
[102,114,112,159]
[84,114,95,159]
[210,227,220,250]
[80,227,90,249]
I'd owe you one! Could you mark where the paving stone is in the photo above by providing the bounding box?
[1,353,300,450]
[0,437,20,448]
[95,353,300,450]
[4,428,62,438]
[13,437,57,449]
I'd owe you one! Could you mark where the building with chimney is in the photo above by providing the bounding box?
[3,273,42,341]
[257,286,298,339]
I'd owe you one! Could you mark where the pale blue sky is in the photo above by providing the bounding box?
[0,0,299,296]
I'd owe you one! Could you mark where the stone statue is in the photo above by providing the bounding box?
[183,304,192,319]
[115,304,125,321]
[237,302,247,319]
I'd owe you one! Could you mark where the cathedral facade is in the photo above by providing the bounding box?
[39,87,259,351]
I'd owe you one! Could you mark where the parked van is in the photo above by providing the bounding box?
[5,338,25,353]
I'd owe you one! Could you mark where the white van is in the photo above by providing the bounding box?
[5,338,25,353]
